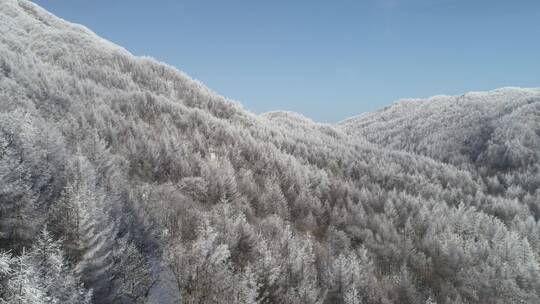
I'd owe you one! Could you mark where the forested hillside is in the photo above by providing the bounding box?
[1,1,540,303]
[339,89,540,216]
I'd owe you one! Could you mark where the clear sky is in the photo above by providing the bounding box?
[32,0,540,123]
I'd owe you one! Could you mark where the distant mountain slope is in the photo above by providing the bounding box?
[1,1,540,304]
[339,88,540,170]
[339,88,540,200]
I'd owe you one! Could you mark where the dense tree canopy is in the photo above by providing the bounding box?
[1,1,540,303]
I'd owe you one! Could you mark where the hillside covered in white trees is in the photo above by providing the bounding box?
[1,1,540,303]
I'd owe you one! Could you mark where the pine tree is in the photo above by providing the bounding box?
[29,228,92,304]
[0,249,45,304]
[48,154,116,302]
[164,217,258,304]
[110,236,152,303]
[0,112,38,252]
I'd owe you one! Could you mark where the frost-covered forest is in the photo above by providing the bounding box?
[1,1,540,303]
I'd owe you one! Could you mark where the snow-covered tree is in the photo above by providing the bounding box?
[110,236,152,303]
[0,250,45,304]
[47,154,116,302]
[30,228,92,304]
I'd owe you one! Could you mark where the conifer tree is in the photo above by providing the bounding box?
[30,228,92,304]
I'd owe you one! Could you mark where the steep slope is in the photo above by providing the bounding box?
[1,1,540,304]
[339,88,540,172]
[339,88,540,214]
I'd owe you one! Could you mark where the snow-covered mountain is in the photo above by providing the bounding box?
[1,1,540,303]
[339,87,540,195]
[339,88,540,169]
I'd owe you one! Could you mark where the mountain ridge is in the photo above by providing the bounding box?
[338,86,540,172]
[337,87,540,126]
[1,1,540,304]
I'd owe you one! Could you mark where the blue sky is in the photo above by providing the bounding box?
[33,0,540,122]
